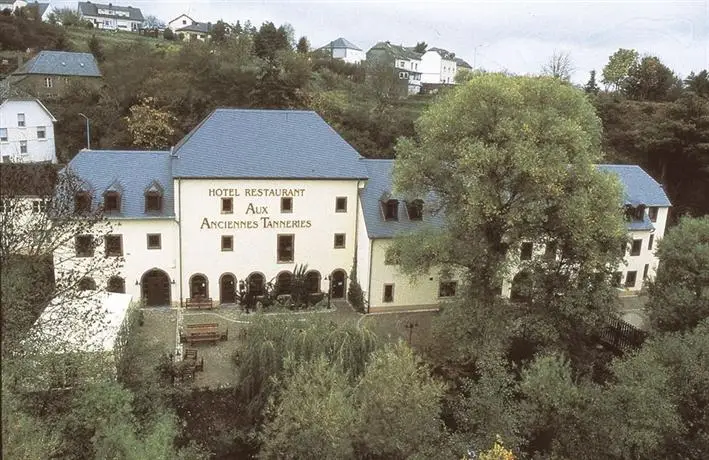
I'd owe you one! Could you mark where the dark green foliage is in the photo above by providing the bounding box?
[413,41,427,53]
[162,27,174,40]
[347,262,365,313]
[685,70,709,98]
[623,55,682,101]
[211,20,228,43]
[0,15,69,51]
[296,35,308,54]
[584,69,600,94]
[253,21,290,62]
[87,34,104,62]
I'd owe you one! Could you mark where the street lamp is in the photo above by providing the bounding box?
[404,320,419,346]
[78,113,90,150]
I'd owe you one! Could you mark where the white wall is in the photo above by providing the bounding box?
[84,15,141,31]
[355,198,371,302]
[616,206,669,292]
[367,239,459,311]
[420,51,441,84]
[0,100,56,163]
[168,14,193,31]
[440,59,457,84]
[176,178,360,302]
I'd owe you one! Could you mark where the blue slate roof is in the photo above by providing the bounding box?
[596,164,672,207]
[627,214,655,231]
[172,109,368,179]
[78,2,144,21]
[323,37,362,51]
[65,150,174,218]
[14,51,102,77]
[360,159,443,239]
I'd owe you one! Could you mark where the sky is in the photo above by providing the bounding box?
[59,0,708,84]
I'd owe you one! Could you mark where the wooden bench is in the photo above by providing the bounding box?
[184,297,214,310]
[179,323,228,345]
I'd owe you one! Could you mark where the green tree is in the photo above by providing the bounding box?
[602,48,639,91]
[124,97,178,149]
[685,70,709,98]
[624,55,681,101]
[260,356,356,459]
[646,216,709,333]
[253,21,290,63]
[414,41,428,53]
[211,20,228,43]
[584,69,600,94]
[51,7,84,27]
[354,341,449,458]
[296,35,309,54]
[541,50,574,81]
[162,27,174,40]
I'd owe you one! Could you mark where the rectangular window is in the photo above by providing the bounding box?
[648,206,658,223]
[281,197,293,213]
[221,235,233,251]
[383,284,394,303]
[643,264,649,280]
[75,235,94,257]
[147,233,161,249]
[439,281,457,298]
[105,235,123,257]
[45,77,53,88]
[19,140,27,154]
[17,113,25,127]
[31,200,46,213]
[0,128,7,141]
[37,126,46,139]
[145,192,162,212]
[648,234,654,251]
[630,239,642,256]
[383,200,398,221]
[520,242,533,261]
[406,200,423,220]
[335,197,347,213]
[545,241,558,259]
[221,197,233,214]
[625,271,637,288]
[75,192,91,213]
[334,233,346,248]
[104,192,120,212]
[277,234,294,263]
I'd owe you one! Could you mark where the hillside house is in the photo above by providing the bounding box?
[366,41,423,95]
[8,50,102,98]
[318,38,365,64]
[420,47,457,84]
[77,1,143,31]
[0,98,57,164]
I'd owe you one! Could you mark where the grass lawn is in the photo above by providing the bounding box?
[65,27,179,52]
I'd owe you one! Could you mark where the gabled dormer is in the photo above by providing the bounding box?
[405,199,424,221]
[103,179,123,214]
[74,190,92,214]
[144,180,164,214]
[380,191,399,221]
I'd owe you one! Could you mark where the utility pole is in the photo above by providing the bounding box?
[78,113,90,149]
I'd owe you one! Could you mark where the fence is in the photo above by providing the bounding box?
[598,314,648,354]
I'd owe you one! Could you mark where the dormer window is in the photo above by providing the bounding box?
[406,199,423,221]
[383,199,399,221]
[144,182,164,213]
[648,206,658,222]
[104,191,120,213]
[625,205,645,222]
[74,191,91,214]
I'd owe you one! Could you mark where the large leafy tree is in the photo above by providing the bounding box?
[601,48,639,91]
[646,216,709,333]
[623,55,681,101]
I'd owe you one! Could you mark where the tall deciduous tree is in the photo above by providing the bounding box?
[541,50,575,81]
[124,97,178,149]
[646,216,709,333]
[601,48,639,91]
[623,55,681,101]
[685,70,709,98]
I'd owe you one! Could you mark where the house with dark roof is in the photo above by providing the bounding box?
[51,108,671,313]
[0,1,51,20]
[1,98,57,164]
[420,47,458,84]
[367,41,424,95]
[318,38,365,64]
[175,21,213,41]
[8,51,102,98]
[78,1,144,32]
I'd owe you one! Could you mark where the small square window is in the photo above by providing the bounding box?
[544,241,558,259]
[520,242,533,261]
[32,200,46,213]
[105,235,123,257]
[37,126,46,139]
[1,155,9,163]
[383,284,394,303]
[648,234,654,251]
[221,235,233,251]
[44,77,53,88]
[625,271,637,288]
[648,207,658,223]
[335,197,347,213]
[145,192,162,212]
[612,271,622,287]
[147,233,161,249]
[104,192,120,212]
[0,128,7,141]
[221,197,233,214]
[334,233,346,248]
[75,235,94,257]
[439,281,457,298]
[19,140,27,154]
[281,197,293,213]
[630,239,642,256]
[277,234,294,262]
[17,113,25,127]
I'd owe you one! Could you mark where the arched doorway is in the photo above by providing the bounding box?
[141,269,171,306]
[330,269,346,299]
[305,270,321,294]
[220,273,236,304]
[107,276,126,293]
[189,274,208,299]
[276,271,293,295]
[510,270,533,303]
[247,272,265,296]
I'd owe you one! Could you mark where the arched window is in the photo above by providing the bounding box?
[103,191,121,213]
[276,271,293,295]
[189,274,208,299]
[247,272,265,296]
[305,270,321,294]
[78,277,96,291]
[107,276,125,293]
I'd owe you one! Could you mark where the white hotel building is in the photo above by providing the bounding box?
[54,109,671,311]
